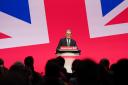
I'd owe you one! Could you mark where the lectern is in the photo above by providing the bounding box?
[56,46,81,73]
[56,46,81,56]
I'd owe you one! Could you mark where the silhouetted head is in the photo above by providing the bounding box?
[10,62,25,72]
[45,59,61,77]
[114,59,128,84]
[72,59,81,72]
[77,59,98,85]
[24,56,34,66]
[110,63,117,72]
[24,56,34,71]
[116,59,128,73]
[0,58,4,66]
[100,58,110,70]
[55,56,65,67]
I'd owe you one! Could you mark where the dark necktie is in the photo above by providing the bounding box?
[67,39,70,46]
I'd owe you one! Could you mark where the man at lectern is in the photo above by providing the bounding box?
[56,29,78,52]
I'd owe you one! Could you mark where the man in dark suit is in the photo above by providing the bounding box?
[56,29,78,51]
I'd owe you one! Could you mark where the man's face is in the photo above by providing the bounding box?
[66,32,72,38]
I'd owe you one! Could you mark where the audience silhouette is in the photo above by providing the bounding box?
[0,56,128,85]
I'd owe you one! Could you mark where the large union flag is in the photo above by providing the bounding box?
[0,0,128,72]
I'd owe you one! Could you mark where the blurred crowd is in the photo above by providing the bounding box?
[0,56,128,85]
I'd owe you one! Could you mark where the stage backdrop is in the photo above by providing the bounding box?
[0,0,128,73]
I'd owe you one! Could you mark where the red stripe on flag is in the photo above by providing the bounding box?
[0,32,11,39]
[106,7,128,25]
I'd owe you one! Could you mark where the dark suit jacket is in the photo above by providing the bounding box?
[56,38,77,50]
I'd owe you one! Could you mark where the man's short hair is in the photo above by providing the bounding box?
[66,29,72,34]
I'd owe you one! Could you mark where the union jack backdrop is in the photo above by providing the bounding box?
[0,0,128,72]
